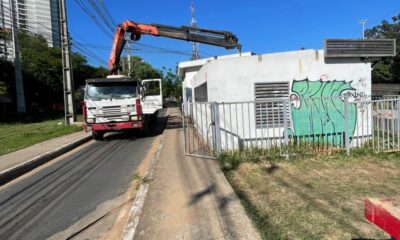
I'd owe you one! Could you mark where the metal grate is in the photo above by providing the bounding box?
[194,82,208,102]
[325,39,396,58]
[101,106,122,116]
[255,82,290,128]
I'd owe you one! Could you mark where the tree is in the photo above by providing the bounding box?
[72,53,108,88]
[19,32,64,107]
[0,82,7,96]
[161,67,181,100]
[120,56,162,80]
[105,55,183,99]
[365,14,400,83]
[0,60,13,96]
[1,31,109,113]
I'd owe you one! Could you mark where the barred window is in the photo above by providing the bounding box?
[255,82,290,128]
[185,87,193,102]
[194,82,208,102]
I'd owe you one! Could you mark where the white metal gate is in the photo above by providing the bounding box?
[182,96,400,158]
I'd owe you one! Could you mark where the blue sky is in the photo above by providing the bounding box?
[67,0,399,71]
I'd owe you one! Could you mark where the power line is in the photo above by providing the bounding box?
[73,41,108,65]
[74,0,113,38]
[97,0,115,26]
[3,15,214,64]
[3,20,108,66]
[134,42,193,57]
[87,0,114,33]
[2,5,108,66]
[3,3,217,63]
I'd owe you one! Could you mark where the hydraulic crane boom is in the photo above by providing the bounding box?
[109,20,241,74]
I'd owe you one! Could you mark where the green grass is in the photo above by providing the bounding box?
[220,149,400,240]
[0,118,82,156]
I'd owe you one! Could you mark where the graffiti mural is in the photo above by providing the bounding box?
[288,79,358,146]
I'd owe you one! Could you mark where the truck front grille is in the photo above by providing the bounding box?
[101,106,123,116]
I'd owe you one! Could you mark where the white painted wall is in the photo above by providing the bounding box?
[181,49,374,151]
[178,52,254,103]
[193,49,371,102]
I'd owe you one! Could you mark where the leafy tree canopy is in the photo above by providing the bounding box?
[120,56,182,100]
[365,14,400,83]
[1,31,108,112]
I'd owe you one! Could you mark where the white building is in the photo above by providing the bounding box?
[179,49,371,103]
[0,0,60,60]
[179,49,373,152]
[178,52,255,104]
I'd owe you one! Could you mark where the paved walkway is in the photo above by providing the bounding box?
[0,131,91,173]
[133,108,260,240]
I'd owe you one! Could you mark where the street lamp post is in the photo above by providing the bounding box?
[359,19,368,39]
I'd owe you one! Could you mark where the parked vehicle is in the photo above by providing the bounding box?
[82,76,162,140]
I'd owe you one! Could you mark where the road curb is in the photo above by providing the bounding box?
[0,134,92,186]
[122,124,166,240]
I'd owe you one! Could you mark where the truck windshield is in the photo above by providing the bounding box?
[85,82,137,100]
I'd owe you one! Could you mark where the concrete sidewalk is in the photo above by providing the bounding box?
[133,108,260,240]
[0,130,92,183]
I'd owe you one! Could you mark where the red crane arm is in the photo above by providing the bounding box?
[108,21,158,73]
[108,20,241,74]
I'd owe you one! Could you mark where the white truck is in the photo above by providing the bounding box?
[82,76,162,140]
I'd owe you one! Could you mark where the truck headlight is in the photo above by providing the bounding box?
[130,115,138,121]
[87,118,95,123]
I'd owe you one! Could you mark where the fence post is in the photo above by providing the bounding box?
[211,102,222,156]
[397,97,400,143]
[344,95,350,156]
[283,99,289,159]
[182,103,187,155]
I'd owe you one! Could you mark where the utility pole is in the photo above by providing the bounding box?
[359,19,368,39]
[127,40,131,77]
[59,0,76,125]
[9,0,26,113]
[191,1,199,60]
[123,32,132,77]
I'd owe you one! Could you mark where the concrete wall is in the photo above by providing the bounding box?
[181,49,373,151]
[193,49,371,102]
[179,52,254,103]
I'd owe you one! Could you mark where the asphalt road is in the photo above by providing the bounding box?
[0,110,167,240]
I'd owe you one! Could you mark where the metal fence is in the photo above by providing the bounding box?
[182,96,400,159]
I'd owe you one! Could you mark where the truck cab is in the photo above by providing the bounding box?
[82,76,162,140]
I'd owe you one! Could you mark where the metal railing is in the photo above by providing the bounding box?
[182,96,400,158]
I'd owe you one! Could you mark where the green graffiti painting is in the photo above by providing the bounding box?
[288,79,357,146]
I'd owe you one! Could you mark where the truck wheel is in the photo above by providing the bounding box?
[139,118,149,137]
[92,131,104,140]
[151,110,158,122]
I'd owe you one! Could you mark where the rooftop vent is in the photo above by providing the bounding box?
[324,39,396,58]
